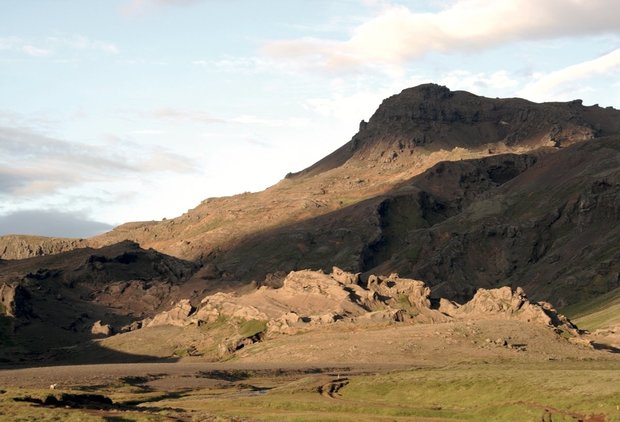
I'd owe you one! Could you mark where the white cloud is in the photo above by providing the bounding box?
[0,35,119,57]
[519,48,620,102]
[262,0,620,71]
[21,45,52,57]
[54,35,119,54]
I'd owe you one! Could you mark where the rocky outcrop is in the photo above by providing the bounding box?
[141,269,578,342]
[367,273,431,308]
[146,299,196,328]
[446,286,578,334]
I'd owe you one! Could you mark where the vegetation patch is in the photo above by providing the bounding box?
[239,319,268,338]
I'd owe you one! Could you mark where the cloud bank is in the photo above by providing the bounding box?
[0,125,198,198]
[0,210,112,238]
[519,48,620,102]
[263,0,620,70]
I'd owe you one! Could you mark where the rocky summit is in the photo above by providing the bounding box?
[0,84,620,364]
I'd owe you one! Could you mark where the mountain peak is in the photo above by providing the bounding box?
[397,83,453,100]
[289,84,620,180]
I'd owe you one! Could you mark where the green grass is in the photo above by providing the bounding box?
[337,197,364,208]
[135,363,620,421]
[395,294,419,317]
[562,287,620,330]
[238,319,267,338]
[0,388,170,421]
[342,366,620,421]
[4,363,620,421]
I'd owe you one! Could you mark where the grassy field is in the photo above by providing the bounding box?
[3,362,619,421]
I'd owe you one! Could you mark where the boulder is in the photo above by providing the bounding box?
[91,320,113,337]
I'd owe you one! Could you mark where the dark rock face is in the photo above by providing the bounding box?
[376,137,620,305]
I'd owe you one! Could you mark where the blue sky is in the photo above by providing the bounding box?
[1,0,619,237]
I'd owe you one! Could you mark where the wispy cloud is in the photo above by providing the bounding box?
[262,0,620,72]
[21,45,53,57]
[48,35,119,54]
[0,125,199,198]
[0,34,119,58]
[519,48,620,102]
[146,107,309,128]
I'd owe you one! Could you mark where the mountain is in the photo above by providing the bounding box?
[2,84,618,267]
[2,84,620,361]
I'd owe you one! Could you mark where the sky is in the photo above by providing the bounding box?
[1,0,619,237]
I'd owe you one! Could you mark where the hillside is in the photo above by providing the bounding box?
[2,84,620,362]
[2,84,619,265]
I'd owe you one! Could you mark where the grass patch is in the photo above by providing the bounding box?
[4,363,620,421]
[395,294,419,317]
[338,197,364,208]
[562,287,620,330]
[238,319,267,338]
[141,363,620,421]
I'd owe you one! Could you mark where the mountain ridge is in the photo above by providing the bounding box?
[2,83,619,264]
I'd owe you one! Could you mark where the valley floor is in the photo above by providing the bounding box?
[1,359,620,421]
